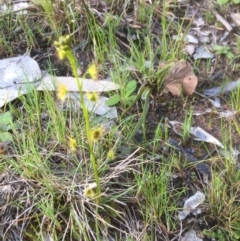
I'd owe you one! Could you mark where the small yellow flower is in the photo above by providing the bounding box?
[56,49,67,60]
[87,62,98,80]
[68,137,77,152]
[86,92,99,102]
[54,35,70,48]
[57,83,68,101]
[90,126,103,142]
[83,183,97,199]
[107,148,115,160]
[54,35,71,60]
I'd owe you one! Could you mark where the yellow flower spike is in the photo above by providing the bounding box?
[107,148,115,160]
[59,35,70,46]
[68,137,77,152]
[54,35,71,60]
[83,183,97,199]
[87,92,99,102]
[87,62,98,80]
[90,126,103,142]
[57,83,68,101]
[56,48,67,60]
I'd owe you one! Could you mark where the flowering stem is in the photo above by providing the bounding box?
[67,51,101,197]
[54,36,101,239]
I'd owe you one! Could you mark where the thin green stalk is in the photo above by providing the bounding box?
[129,87,151,140]
[54,36,100,196]
[68,54,100,199]
[54,35,101,239]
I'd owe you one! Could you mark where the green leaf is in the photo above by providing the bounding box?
[212,45,233,58]
[212,45,222,51]
[13,121,23,130]
[217,0,228,4]
[212,45,227,53]
[125,95,138,106]
[226,52,235,60]
[129,87,151,140]
[141,88,151,100]
[232,0,240,3]
[125,80,137,98]
[0,112,13,130]
[105,94,120,106]
[202,230,217,238]
[0,132,13,142]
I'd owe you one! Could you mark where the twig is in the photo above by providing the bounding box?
[178,221,183,241]
[193,90,215,105]
[213,9,233,32]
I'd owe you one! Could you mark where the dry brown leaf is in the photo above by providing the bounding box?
[0,142,9,154]
[182,73,198,95]
[162,60,198,96]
